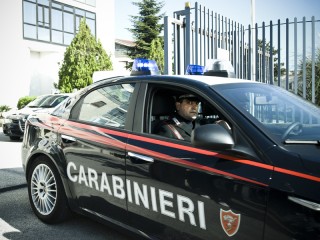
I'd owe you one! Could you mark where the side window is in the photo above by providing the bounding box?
[146,86,231,142]
[77,83,135,129]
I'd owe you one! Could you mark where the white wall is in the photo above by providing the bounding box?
[0,0,28,108]
[96,0,116,66]
[0,0,115,108]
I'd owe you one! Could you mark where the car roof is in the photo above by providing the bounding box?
[91,74,256,89]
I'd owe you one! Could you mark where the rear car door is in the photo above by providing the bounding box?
[59,81,139,224]
[126,82,272,239]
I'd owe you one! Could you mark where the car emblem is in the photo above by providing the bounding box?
[220,209,241,237]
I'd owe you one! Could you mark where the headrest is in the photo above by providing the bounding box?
[152,92,176,116]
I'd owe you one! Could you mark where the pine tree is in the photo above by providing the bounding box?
[128,0,164,60]
[57,19,112,93]
[149,37,164,73]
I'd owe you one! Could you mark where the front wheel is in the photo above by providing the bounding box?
[27,156,70,223]
[9,136,20,140]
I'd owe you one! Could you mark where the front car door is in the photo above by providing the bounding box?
[125,81,272,239]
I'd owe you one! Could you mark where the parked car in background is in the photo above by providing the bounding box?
[2,93,70,140]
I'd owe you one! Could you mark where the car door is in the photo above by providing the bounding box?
[125,82,272,239]
[59,81,139,224]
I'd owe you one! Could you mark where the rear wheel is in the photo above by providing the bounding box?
[27,156,70,223]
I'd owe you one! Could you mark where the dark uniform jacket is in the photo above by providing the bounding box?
[154,114,196,141]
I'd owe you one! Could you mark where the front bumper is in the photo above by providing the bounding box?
[2,119,26,137]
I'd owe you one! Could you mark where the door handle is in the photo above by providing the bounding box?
[288,196,320,211]
[128,152,154,163]
[61,134,77,143]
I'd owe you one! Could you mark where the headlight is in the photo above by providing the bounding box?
[3,118,13,124]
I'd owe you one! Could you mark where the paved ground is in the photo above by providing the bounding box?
[0,127,26,192]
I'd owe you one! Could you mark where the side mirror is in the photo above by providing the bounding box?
[191,124,234,150]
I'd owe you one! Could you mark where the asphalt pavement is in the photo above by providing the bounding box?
[0,127,27,193]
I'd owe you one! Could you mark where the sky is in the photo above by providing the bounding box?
[115,0,320,40]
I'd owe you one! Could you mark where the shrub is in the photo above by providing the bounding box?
[17,96,36,109]
[0,105,11,112]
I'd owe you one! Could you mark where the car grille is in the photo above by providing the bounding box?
[18,119,26,132]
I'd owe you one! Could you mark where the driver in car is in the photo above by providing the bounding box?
[154,93,200,141]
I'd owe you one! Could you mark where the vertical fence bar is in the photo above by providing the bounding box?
[241,25,244,79]
[294,18,298,94]
[285,18,289,90]
[225,17,228,51]
[233,21,237,74]
[228,19,231,58]
[218,14,220,49]
[248,25,251,80]
[211,11,214,59]
[164,16,171,74]
[255,23,259,81]
[191,21,194,64]
[214,13,218,58]
[199,4,203,65]
[269,21,274,84]
[207,8,210,63]
[237,23,240,78]
[221,16,224,49]
[277,19,281,87]
[185,6,191,71]
[312,16,315,103]
[303,17,306,99]
[173,12,178,74]
[195,2,199,65]
[203,6,206,65]
[262,22,266,83]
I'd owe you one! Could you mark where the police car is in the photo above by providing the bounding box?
[21,59,320,239]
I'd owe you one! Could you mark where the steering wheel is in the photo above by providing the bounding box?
[281,122,303,141]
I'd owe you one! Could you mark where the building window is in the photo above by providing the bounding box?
[74,0,96,7]
[23,0,96,45]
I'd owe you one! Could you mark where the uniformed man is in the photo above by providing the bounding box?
[154,93,200,141]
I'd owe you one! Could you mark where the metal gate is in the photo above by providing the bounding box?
[164,2,319,104]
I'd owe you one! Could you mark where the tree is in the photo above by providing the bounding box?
[298,48,320,106]
[148,37,164,73]
[128,0,164,60]
[57,19,112,93]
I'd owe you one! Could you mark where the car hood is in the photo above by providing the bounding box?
[285,144,320,177]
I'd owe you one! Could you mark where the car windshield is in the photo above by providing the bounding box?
[26,95,51,108]
[39,95,69,108]
[213,83,320,142]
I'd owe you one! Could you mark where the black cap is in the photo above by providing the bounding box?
[177,94,199,102]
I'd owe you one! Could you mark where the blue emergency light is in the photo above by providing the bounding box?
[130,58,160,76]
[185,64,205,75]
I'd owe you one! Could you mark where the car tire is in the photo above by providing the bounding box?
[9,136,20,140]
[27,156,71,224]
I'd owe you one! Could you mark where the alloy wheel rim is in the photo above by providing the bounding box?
[31,164,57,215]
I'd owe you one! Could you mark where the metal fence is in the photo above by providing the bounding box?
[164,2,319,103]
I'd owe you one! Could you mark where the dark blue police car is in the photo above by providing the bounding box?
[21,60,320,239]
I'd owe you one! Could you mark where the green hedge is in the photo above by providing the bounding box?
[17,96,37,110]
[0,105,11,112]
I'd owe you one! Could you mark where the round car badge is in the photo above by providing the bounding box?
[220,208,241,237]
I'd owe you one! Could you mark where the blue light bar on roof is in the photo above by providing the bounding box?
[130,58,160,76]
[185,64,205,75]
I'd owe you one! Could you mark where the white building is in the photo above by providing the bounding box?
[0,0,115,108]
